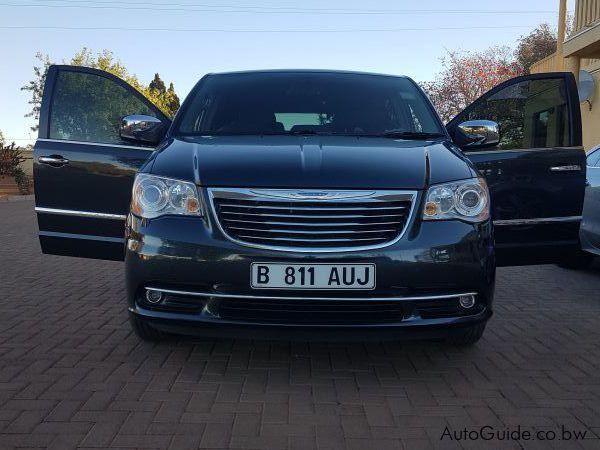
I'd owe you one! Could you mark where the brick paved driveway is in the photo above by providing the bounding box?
[1,199,600,450]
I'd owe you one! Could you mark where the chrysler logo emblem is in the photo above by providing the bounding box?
[251,189,377,200]
[295,191,335,198]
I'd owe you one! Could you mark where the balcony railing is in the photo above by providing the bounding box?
[573,0,600,34]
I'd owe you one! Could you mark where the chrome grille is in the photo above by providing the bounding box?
[209,188,416,252]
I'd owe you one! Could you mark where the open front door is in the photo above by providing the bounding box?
[447,72,586,266]
[34,65,171,261]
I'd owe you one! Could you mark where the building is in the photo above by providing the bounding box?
[531,0,600,150]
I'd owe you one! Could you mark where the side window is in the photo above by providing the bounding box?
[457,78,570,150]
[49,71,157,145]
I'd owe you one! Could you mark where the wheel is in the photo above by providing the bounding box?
[557,250,595,270]
[129,314,165,342]
[447,323,486,346]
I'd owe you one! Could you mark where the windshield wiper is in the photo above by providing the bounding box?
[378,131,446,139]
[258,130,321,136]
[288,129,320,135]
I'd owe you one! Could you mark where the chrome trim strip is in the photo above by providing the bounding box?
[35,207,126,220]
[464,146,584,155]
[249,189,378,200]
[493,216,582,226]
[229,227,398,235]
[221,211,402,219]
[40,231,125,243]
[224,218,403,227]
[550,165,582,172]
[145,286,478,302]
[207,188,418,253]
[37,138,155,152]
[217,203,408,211]
[236,235,384,243]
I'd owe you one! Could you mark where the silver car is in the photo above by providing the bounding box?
[581,145,600,262]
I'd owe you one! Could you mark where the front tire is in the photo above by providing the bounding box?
[447,323,486,346]
[130,315,165,342]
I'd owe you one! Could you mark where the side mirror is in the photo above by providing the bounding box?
[455,120,500,150]
[120,115,166,146]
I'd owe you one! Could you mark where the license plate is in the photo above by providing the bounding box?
[251,263,376,290]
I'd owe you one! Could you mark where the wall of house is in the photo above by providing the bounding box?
[578,59,600,150]
[530,0,600,151]
[20,148,33,176]
[532,58,600,151]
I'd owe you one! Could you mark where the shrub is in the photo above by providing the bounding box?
[0,142,31,194]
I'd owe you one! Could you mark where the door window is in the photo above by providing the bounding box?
[49,70,158,145]
[457,78,570,150]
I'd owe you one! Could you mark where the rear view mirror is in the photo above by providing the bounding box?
[455,120,500,150]
[120,115,167,146]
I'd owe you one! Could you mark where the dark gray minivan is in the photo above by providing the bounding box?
[33,67,586,345]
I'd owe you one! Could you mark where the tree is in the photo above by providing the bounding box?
[21,53,53,131]
[165,83,181,114]
[22,48,180,131]
[149,73,167,94]
[147,74,181,118]
[420,47,524,123]
[515,23,557,73]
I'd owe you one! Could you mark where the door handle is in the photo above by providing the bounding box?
[39,155,69,167]
[549,165,581,172]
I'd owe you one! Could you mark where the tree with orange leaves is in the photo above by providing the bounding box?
[421,46,524,123]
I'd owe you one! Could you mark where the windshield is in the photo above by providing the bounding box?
[176,72,444,137]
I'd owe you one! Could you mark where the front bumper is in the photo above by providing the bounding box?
[125,213,495,340]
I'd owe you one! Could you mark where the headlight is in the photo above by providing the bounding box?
[131,174,202,219]
[423,177,489,222]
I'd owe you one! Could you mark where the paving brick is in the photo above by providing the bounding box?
[199,422,232,448]
[2,198,600,449]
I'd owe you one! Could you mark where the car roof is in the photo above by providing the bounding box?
[208,69,410,79]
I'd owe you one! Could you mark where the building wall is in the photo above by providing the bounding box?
[20,148,33,176]
[530,0,600,151]
[532,59,600,151]
[578,59,600,150]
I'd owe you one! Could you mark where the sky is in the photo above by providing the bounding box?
[0,0,564,146]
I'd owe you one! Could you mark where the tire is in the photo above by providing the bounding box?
[557,250,595,270]
[447,323,486,346]
[130,315,165,342]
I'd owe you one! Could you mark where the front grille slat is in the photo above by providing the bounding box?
[228,226,398,235]
[220,211,403,219]
[218,203,408,211]
[210,189,415,251]
[222,218,403,227]
[236,235,386,243]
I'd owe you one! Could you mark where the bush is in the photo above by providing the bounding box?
[0,142,31,194]
[13,167,31,195]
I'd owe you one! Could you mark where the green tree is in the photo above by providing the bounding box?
[147,75,181,118]
[22,48,181,131]
[21,53,53,131]
[165,82,181,114]
[149,73,167,94]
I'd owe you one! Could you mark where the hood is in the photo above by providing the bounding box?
[149,135,476,189]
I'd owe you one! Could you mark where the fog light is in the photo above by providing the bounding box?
[459,295,476,309]
[145,289,164,304]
